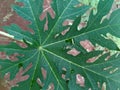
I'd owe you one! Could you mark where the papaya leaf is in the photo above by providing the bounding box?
[0,0,120,90]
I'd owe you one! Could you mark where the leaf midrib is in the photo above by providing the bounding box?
[27,0,41,44]
[42,24,120,52]
[42,51,65,90]
[29,51,41,90]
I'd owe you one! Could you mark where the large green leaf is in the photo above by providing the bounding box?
[0,0,120,90]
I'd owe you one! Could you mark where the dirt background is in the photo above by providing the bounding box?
[0,0,31,45]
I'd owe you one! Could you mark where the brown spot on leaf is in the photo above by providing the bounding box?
[41,67,47,80]
[8,53,20,62]
[80,40,94,52]
[0,52,7,60]
[36,78,44,87]
[76,74,85,87]
[86,54,101,63]
[62,19,73,26]
[78,22,87,31]
[61,74,66,80]
[61,28,70,36]
[47,83,54,90]
[67,48,80,56]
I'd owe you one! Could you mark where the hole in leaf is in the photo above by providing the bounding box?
[66,79,70,84]
[61,28,70,36]
[47,83,54,90]
[76,74,85,87]
[80,40,95,52]
[18,63,23,68]
[101,82,106,90]
[0,52,24,62]
[36,78,44,88]
[67,48,80,56]
[109,67,119,74]
[86,54,101,63]
[65,38,73,44]
[8,53,19,61]
[103,66,112,71]
[62,19,73,26]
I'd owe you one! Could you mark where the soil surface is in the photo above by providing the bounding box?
[0,0,31,44]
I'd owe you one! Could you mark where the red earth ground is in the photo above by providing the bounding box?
[0,0,32,45]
